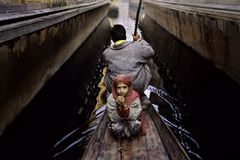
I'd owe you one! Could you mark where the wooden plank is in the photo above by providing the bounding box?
[81,112,109,160]
[144,111,170,160]
[148,106,190,160]
[119,110,169,160]
[121,133,148,160]
[83,105,190,160]
[97,126,121,160]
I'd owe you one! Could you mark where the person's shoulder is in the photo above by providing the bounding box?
[131,90,141,102]
[131,39,146,46]
[135,39,153,50]
[104,45,111,51]
[107,93,116,106]
[107,93,114,100]
[103,46,111,55]
[131,97,141,106]
[138,39,149,44]
[132,90,140,96]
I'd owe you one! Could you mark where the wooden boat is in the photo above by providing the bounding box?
[81,103,190,160]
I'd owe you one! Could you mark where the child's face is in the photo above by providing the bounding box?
[116,83,129,97]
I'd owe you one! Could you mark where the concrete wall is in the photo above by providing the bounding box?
[157,0,240,5]
[0,17,110,159]
[143,0,240,85]
[0,0,110,135]
[0,0,102,13]
[140,13,240,160]
[0,0,67,13]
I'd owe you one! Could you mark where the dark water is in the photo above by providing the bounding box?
[140,14,240,160]
[147,86,202,160]
[0,17,110,160]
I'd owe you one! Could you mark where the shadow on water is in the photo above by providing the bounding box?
[51,106,106,160]
[0,17,110,160]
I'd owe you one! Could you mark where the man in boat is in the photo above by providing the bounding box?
[103,24,155,106]
[107,74,145,139]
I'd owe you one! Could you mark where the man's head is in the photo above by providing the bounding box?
[110,24,127,42]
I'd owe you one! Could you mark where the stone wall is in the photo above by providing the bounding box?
[0,0,66,13]
[152,0,240,5]
[143,0,240,85]
[0,0,102,13]
[0,0,110,135]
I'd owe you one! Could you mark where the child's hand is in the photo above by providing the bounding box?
[116,96,125,106]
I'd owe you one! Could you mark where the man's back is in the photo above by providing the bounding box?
[103,39,155,94]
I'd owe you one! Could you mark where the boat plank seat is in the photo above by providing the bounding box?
[82,69,190,160]
[93,110,170,160]
[82,105,190,160]
[144,111,170,160]
[97,121,121,160]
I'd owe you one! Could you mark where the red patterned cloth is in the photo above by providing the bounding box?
[112,74,139,108]
[112,74,146,135]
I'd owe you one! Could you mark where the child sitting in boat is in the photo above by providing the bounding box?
[107,74,143,139]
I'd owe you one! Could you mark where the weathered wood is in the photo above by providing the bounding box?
[144,111,170,160]
[121,132,148,160]
[148,106,190,160]
[81,112,109,160]
[97,125,121,160]
[82,105,190,160]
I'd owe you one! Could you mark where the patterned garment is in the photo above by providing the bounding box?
[108,120,141,138]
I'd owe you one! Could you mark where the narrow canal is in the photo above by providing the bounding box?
[0,0,239,160]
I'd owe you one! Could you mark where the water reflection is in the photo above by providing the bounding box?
[52,105,105,159]
[50,54,107,159]
[148,85,202,160]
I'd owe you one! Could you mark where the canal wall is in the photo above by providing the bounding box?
[141,13,240,160]
[154,0,240,5]
[141,2,240,159]
[0,0,110,135]
[143,0,240,86]
[132,0,240,5]
[0,0,67,13]
[0,17,110,160]
[0,0,103,14]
